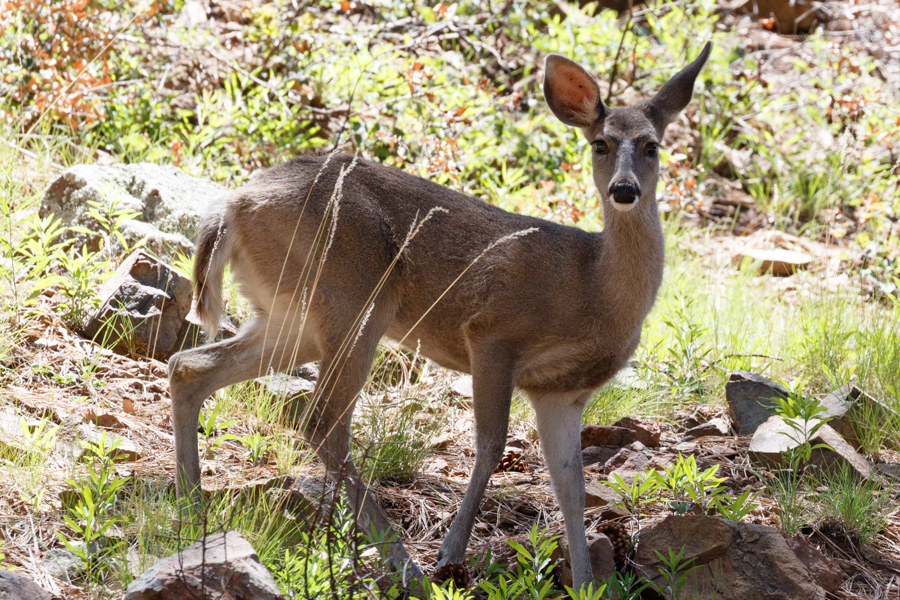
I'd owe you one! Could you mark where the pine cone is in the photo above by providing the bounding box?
[434,563,471,589]
[495,447,527,473]
[595,520,632,570]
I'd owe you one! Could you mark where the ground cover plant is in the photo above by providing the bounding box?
[0,0,899,598]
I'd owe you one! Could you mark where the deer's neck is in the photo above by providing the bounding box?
[596,199,665,325]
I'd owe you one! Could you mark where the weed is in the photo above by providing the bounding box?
[653,453,726,515]
[812,464,897,545]
[605,471,660,516]
[652,547,700,600]
[714,490,760,522]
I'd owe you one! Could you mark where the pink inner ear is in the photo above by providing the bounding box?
[551,63,598,116]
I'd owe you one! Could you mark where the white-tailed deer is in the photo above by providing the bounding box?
[169,42,711,588]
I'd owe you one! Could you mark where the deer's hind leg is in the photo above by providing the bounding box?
[170,315,320,503]
[300,299,423,582]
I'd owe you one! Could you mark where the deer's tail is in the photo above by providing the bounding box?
[193,211,232,338]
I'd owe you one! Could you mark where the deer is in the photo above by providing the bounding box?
[168,42,712,590]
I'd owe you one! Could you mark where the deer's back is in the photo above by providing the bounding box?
[222,154,630,381]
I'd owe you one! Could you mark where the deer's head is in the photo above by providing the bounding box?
[544,43,711,213]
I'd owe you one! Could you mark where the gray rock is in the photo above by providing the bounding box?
[55,417,141,463]
[82,250,193,359]
[0,570,51,600]
[584,479,629,520]
[726,371,790,435]
[734,248,813,276]
[42,543,91,582]
[554,533,616,589]
[255,370,316,424]
[685,417,731,439]
[125,531,283,600]
[582,445,618,468]
[748,416,871,479]
[818,384,899,450]
[634,515,825,600]
[39,163,224,259]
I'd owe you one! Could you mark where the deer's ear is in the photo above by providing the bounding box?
[544,54,606,128]
[644,42,712,132]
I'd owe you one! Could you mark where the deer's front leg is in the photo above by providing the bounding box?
[437,346,515,568]
[530,390,593,589]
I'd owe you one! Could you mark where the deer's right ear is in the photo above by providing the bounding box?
[543,55,606,128]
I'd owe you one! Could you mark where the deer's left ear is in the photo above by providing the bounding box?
[644,42,712,133]
[544,54,607,128]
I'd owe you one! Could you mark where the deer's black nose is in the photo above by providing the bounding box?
[610,182,640,204]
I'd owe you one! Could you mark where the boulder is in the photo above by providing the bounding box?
[601,441,674,483]
[685,417,731,439]
[582,445,618,468]
[785,535,844,594]
[748,416,871,479]
[584,479,629,520]
[55,417,141,463]
[554,533,616,589]
[581,418,660,449]
[39,163,224,260]
[82,250,195,359]
[612,417,661,447]
[734,248,812,276]
[580,426,636,449]
[255,370,317,424]
[124,531,283,600]
[0,570,51,600]
[818,384,899,450]
[634,515,825,600]
[41,543,91,582]
[726,371,790,434]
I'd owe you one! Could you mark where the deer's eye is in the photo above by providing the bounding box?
[591,140,609,155]
[645,142,660,158]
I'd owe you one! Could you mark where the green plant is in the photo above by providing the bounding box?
[605,471,660,515]
[59,433,130,581]
[506,525,562,600]
[354,395,445,484]
[198,400,239,456]
[602,572,649,600]
[812,463,897,545]
[714,490,760,522]
[238,431,274,466]
[653,453,726,515]
[651,547,700,600]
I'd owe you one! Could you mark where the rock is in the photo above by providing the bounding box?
[82,250,194,359]
[581,418,660,450]
[734,248,813,276]
[686,417,731,439]
[125,531,283,600]
[582,445,618,467]
[39,163,224,260]
[42,543,91,582]
[451,375,473,398]
[255,370,317,424]
[818,384,899,450]
[55,418,141,463]
[612,417,661,447]
[748,416,871,479]
[726,371,790,435]
[584,479,629,520]
[0,570,51,599]
[581,425,635,449]
[554,533,616,588]
[634,515,825,600]
[602,441,674,483]
[786,535,844,594]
